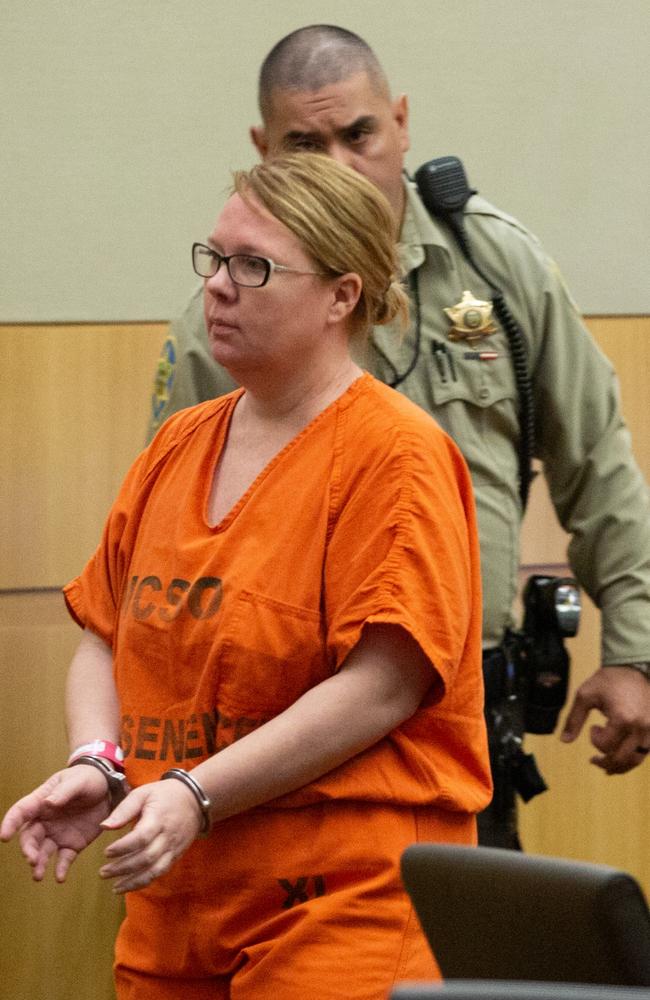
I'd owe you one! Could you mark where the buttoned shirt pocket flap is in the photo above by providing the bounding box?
[430,350,516,408]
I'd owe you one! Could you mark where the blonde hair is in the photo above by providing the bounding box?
[232,153,409,338]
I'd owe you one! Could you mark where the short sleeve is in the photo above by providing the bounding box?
[324,416,481,701]
[63,445,154,648]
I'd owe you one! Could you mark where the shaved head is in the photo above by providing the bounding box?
[258,25,390,121]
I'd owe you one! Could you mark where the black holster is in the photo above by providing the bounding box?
[479,638,549,849]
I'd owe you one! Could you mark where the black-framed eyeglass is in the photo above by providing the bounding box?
[192,243,325,288]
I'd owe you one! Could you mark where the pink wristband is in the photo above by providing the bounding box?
[68,740,125,771]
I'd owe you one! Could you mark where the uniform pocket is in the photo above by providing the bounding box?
[425,340,521,484]
[429,342,515,409]
[218,590,330,716]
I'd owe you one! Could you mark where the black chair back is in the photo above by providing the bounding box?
[400,844,650,986]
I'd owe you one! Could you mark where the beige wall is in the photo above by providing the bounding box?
[1,315,649,998]
[2,0,649,321]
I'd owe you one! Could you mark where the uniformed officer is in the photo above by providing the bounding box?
[145,25,650,848]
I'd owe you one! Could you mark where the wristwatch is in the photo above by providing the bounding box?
[69,754,128,810]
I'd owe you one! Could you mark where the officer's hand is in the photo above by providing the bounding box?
[561,666,650,774]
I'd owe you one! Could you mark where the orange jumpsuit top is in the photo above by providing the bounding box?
[64,373,491,814]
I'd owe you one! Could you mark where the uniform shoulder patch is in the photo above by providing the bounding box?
[150,334,177,429]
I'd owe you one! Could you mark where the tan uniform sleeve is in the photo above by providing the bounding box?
[461,197,650,664]
[530,264,650,664]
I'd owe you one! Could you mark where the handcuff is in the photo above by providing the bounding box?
[68,755,128,810]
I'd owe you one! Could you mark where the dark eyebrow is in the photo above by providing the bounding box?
[282,115,379,149]
[282,129,325,147]
[340,114,378,137]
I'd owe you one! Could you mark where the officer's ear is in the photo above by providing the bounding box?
[250,126,268,159]
[392,93,410,155]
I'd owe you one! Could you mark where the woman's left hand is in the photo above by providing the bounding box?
[98,779,204,893]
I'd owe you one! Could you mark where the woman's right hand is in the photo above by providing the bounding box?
[0,765,112,882]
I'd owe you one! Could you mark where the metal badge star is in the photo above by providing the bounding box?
[444,289,497,342]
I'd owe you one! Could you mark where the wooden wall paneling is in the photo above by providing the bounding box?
[519,316,650,893]
[0,593,122,1000]
[0,324,163,998]
[0,324,165,590]
[587,316,650,461]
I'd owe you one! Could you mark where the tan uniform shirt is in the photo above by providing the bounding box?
[147,178,650,662]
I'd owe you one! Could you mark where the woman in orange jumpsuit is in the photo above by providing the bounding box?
[1,153,491,1000]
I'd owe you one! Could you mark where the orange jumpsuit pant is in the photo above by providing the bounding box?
[114,800,475,1000]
